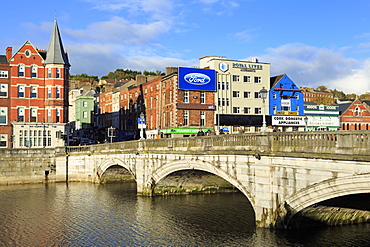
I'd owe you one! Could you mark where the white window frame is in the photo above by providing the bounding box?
[184,91,189,103]
[254,76,262,83]
[243,76,251,83]
[0,84,8,97]
[232,75,240,82]
[233,91,240,98]
[0,70,8,78]
[184,110,189,125]
[0,107,7,124]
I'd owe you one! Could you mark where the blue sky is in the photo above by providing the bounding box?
[2,0,370,94]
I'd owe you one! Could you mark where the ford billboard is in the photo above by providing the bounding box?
[178,67,216,91]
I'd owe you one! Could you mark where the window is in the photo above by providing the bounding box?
[254,77,262,83]
[233,107,240,114]
[200,111,205,126]
[243,76,251,83]
[282,106,290,111]
[18,85,25,98]
[18,65,25,77]
[56,87,60,98]
[218,82,221,90]
[255,108,262,114]
[296,106,299,111]
[18,108,24,122]
[83,101,87,107]
[56,109,60,122]
[30,86,37,98]
[273,94,276,99]
[244,107,251,114]
[233,91,240,98]
[30,108,37,122]
[0,84,8,97]
[48,87,52,98]
[0,107,7,124]
[243,91,251,98]
[295,94,299,99]
[56,68,60,78]
[0,134,7,147]
[184,91,189,103]
[83,111,87,118]
[232,75,240,82]
[31,66,37,78]
[47,109,51,122]
[254,92,260,99]
[273,105,277,111]
[184,110,189,125]
[48,68,52,78]
[200,92,206,104]
[0,70,8,78]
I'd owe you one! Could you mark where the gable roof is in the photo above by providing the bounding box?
[44,19,70,66]
[270,74,286,88]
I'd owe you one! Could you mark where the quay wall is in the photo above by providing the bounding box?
[0,148,61,185]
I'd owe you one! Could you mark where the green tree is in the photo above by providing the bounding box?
[360,92,370,100]
[346,93,358,99]
[331,89,346,99]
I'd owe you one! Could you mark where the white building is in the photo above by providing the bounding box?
[199,56,271,133]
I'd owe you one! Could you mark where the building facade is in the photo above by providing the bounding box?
[269,74,305,132]
[199,56,271,133]
[75,95,94,130]
[8,20,70,148]
[0,54,11,147]
[339,99,370,130]
[304,104,340,131]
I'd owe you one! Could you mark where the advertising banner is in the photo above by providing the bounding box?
[272,116,306,126]
[178,67,216,91]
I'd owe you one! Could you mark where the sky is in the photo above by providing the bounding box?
[2,0,370,94]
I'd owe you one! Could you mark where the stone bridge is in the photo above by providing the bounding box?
[51,131,370,228]
[2,131,370,227]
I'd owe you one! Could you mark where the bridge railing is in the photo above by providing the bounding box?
[65,131,370,159]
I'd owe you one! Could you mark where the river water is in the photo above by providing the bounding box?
[1,183,370,246]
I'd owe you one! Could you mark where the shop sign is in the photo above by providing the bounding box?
[272,116,306,126]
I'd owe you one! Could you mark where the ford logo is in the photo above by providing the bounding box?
[184,73,211,85]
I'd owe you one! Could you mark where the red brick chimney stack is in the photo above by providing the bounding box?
[6,47,12,61]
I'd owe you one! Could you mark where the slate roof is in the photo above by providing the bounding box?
[270,74,286,88]
[337,103,352,115]
[0,55,9,64]
[44,20,70,66]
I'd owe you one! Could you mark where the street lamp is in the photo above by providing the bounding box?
[259,87,268,132]
[304,116,309,131]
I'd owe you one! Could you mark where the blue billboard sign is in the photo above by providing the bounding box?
[178,67,216,91]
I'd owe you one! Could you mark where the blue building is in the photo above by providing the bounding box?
[269,74,305,131]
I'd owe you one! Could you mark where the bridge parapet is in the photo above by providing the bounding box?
[66,131,370,160]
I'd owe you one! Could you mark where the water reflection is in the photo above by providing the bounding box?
[0,183,370,246]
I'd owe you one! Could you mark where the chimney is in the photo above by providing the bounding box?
[165,67,178,75]
[6,47,12,61]
[136,75,146,86]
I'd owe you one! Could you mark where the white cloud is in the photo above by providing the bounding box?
[65,16,170,45]
[254,43,369,94]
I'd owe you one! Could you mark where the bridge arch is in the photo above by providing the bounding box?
[279,173,370,226]
[96,158,136,182]
[150,159,255,209]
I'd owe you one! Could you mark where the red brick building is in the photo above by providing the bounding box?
[0,54,11,147]
[339,99,370,130]
[8,20,70,148]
